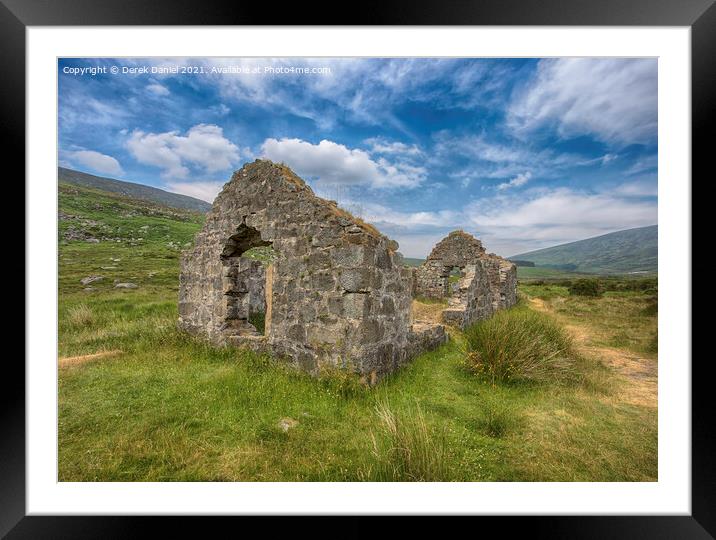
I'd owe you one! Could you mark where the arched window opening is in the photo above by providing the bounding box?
[221,224,275,337]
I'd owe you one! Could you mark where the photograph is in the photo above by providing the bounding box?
[56,56,659,483]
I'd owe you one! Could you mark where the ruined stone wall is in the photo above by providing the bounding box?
[482,256,504,312]
[498,260,518,309]
[414,230,517,329]
[414,231,486,299]
[441,263,495,329]
[179,160,444,380]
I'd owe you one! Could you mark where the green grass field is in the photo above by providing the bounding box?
[519,283,658,358]
[58,185,657,482]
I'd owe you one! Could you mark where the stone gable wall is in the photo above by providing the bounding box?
[414,230,518,328]
[179,160,445,380]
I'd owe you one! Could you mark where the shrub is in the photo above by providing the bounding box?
[568,278,602,297]
[464,308,577,384]
[66,304,95,328]
[641,296,658,316]
[367,401,451,481]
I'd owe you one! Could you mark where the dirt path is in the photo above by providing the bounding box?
[59,349,122,368]
[529,298,657,408]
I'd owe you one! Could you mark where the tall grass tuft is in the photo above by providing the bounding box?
[474,396,523,438]
[66,304,95,328]
[464,308,578,385]
[367,400,451,481]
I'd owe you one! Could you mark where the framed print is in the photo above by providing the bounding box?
[7,0,711,537]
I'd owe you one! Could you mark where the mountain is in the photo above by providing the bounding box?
[58,167,212,213]
[509,225,658,274]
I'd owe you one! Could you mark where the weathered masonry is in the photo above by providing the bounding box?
[179,160,446,382]
[414,230,517,328]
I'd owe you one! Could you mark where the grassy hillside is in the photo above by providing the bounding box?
[510,225,657,275]
[58,185,657,482]
[59,167,212,213]
[58,182,204,294]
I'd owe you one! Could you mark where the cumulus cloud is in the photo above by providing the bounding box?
[68,150,124,176]
[497,172,531,190]
[164,180,225,203]
[260,138,426,189]
[508,58,657,145]
[126,124,239,179]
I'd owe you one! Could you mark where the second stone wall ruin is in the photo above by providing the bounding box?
[414,230,518,329]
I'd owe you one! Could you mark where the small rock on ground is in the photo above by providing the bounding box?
[278,417,299,432]
[80,275,104,285]
[115,282,138,289]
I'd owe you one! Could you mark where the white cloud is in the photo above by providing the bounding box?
[260,138,426,189]
[365,137,422,157]
[464,187,657,255]
[146,82,170,96]
[210,103,231,116]
[68,150,124,176]
[142,58,510,133]
[126,124,240,179]
[334,184,657,257]
[59,86,129,129]
[497,172,531,190]
[626,154,658,175]
[433,132,584,180]
[360,202,459,229]
[579,153,619,166]
[609,179,658,197]
[508,58,657,145]
[164,180,224,203]
[601,153,618,165]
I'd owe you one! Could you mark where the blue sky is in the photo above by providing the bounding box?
[58,57,658,258]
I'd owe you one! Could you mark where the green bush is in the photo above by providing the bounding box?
[568,278,602,297]
[464,308,578,384]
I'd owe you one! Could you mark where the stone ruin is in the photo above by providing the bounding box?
[179,160,446,383]
[179,160,517,382]
[414,230,517,328]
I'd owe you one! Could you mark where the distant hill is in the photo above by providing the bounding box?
[402,257,425,268]
[59,167,212,213]
[509,225,657,275]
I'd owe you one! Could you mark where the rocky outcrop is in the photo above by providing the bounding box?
[179,160,446,381]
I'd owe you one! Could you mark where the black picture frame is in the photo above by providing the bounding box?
[6,0,707,537]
